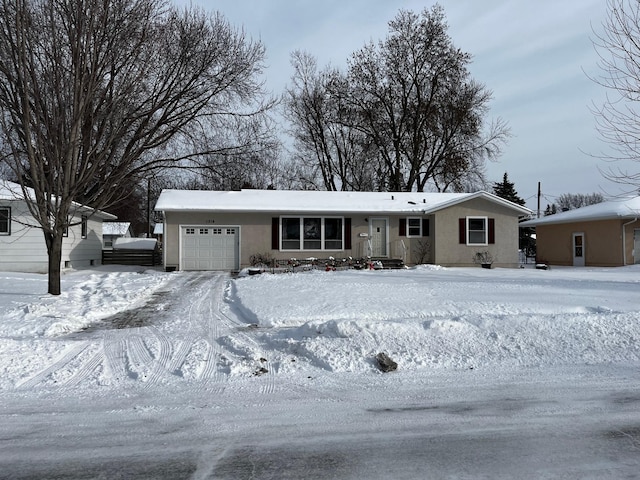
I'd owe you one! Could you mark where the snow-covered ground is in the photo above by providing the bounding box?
[1,264,639,478]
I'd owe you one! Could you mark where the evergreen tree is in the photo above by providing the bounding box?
[492,172,525,205]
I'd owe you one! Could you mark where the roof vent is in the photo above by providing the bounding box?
[423,199,426,203]
[391,195,394,200]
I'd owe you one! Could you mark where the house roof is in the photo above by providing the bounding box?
[155,189,532,216]
[103,222,131,236]
[0,180,116,220]
[520,196,640,226]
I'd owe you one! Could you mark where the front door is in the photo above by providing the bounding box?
[370,218,388,257]
[572,232,585,267]
[634,229,640,264]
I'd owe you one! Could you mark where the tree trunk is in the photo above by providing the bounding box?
[45,232,63,296]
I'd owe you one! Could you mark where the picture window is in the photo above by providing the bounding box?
[281,217,343,251]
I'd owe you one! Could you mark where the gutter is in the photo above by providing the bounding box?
[622,217,638,265]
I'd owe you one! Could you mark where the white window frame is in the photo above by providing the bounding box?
[467,216,488,246]
[280,216,344,251]
[0,206,10,235]
[406,217,422,237]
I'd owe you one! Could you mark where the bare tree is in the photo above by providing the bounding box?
[556,192,604,211]
[0,0,270,294]
[591,0,640,187]
[284,51,378,191]
[189,114,285,190]
[342,6,508,192]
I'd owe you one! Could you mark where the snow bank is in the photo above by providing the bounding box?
[231,266,640,372]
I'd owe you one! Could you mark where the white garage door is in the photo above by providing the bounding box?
[181,226,239,271]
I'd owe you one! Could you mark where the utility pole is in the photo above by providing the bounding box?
[147,178,151,238]
[537,182,541,218]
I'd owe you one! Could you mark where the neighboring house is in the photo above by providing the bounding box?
[155,189,532,272]
[520,196,640,267]
[0,180,116,273]
[102,222,133,249]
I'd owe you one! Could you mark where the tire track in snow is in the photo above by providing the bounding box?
[142,325,184,384]
[186,273,226,385]
[214,276,277,396]
[16,272,276,391]
[166,333,200,377]
[103,335,130,382]
[199,275,225,382]
[16,342,93,389]
[124,334,156,384]
[63,350,104,387]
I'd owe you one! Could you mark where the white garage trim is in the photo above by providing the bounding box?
[179,225,240,271]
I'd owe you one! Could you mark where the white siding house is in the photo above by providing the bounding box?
[0,181,116,273]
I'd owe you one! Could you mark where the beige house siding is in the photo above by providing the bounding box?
[434,198,521,268]
[163,211,427,270]
[535,218,640,267]
[162,196,523,271]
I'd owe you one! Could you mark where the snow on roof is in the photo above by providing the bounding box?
[113,237,157,250]
[1,180,117,220]
[520,196,640,226]
[0,180,26,201]
[103,222,131,236]
[155,189,532,215]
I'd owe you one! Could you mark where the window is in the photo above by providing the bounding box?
[459,216,494,246]
[303,218,321,249]
[81,216,88,239]
[407,218,422,237]
[282,218,301,250]
[199,228,209,235]
[467,217,486,245]
[281,217,343,251]
[0,207,10,235]
[400,218,429,237]
[324,218,342,249]
[185,228,195,235]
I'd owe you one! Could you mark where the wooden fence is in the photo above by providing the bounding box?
[102,249,162,267]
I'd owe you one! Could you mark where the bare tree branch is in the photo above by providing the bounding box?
[0,0,271,294]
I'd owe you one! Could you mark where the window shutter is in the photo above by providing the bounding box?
[344,218,352,250]
[488,218,495,244]
[422,219,430,237]
[458,218,466,244]
[272,217,279,249]
[399,218,406,236]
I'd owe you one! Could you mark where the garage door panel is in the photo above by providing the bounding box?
[181,226,239,271]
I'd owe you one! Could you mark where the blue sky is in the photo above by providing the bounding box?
[187,1,620,209]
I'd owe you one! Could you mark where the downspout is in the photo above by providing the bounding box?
[622,217,638,266]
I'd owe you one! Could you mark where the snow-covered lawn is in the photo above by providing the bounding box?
[1,264,639,478]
